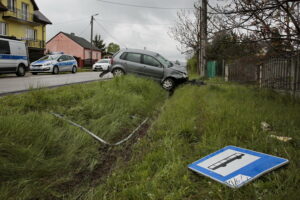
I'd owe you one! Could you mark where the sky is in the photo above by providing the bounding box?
[36,0,199,62]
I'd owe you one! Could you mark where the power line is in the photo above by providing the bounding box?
[97,18,174,26]
[94,19,127,47]
[97,0,193,10]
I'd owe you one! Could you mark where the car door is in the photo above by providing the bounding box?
[57,55,68,71]
[142,54,164,80]
[123,52,143,76]
[0,40,13,72]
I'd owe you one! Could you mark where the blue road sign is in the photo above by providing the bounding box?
[188,146,289,188]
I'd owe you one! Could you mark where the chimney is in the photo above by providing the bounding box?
[70,33,75,36]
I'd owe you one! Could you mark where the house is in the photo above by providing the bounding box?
[46,32,102,67]
[0,0,52,61]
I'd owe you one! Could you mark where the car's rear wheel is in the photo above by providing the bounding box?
[32,72,38,75]
[112,68,125,77]
[72,66,77,73]
[16,64,26,77]
[162,78,175,91]
[53,66,59,75]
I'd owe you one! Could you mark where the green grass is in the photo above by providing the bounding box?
[0,76,167,199]
[85,83,300,200]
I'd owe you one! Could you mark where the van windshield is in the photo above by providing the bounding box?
[155,54,173,68]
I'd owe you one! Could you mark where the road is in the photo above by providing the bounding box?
[0,72,112,95]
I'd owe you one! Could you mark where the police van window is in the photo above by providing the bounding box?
[0,40,11,54]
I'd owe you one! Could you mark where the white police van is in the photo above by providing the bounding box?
[30,53,78,75]
[0,37,29,77]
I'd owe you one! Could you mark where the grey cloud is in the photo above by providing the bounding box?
[38,0,198,61]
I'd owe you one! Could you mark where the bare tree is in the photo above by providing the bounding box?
[211,0,300,55]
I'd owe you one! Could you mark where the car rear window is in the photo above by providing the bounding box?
[0,40,10,54]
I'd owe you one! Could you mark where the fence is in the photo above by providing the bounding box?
[226,54,300,95]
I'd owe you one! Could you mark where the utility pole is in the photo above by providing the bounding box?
[200,0,208,77]
[90,13,98,65]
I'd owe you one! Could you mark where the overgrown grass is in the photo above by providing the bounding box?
[0,76,167,199]
[86,83,300,200]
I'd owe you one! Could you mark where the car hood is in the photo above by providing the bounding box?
[32,60,53,65]
[169,64,188,74]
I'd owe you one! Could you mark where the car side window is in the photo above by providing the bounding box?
[120,52,127,60]
[58,56,64,62]
[0,40,11,54]
[143,55,161,68]
[125,53,142,63]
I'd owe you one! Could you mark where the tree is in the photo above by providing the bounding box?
[93,34,106,52]
[211,0,300,55]
[107,43,120,53]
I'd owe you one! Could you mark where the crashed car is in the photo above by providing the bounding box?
[108,49,188,90]
[30,54,78,75]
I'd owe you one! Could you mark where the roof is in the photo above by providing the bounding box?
[0,2,8,11]
[31,0,39,10]
[47,32,101,51]
[122,48,159,57]
[34,10,52,24]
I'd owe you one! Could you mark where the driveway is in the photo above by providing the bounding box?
[0,72,112,95]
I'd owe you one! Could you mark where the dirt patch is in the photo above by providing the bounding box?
[56,121,151,197]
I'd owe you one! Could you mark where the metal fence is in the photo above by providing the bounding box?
[226,54,300,95]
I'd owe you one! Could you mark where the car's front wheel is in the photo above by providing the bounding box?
[53,66,59,75]
[112,68,125,77]
[16,64,26,77]
[72,66,77,73]
[162,78,175,91]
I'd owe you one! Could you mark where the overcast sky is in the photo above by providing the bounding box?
[36,0,199,62]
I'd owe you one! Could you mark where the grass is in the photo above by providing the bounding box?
[0,76,167,199]
[1,76,299,200]
[85,82,300,200]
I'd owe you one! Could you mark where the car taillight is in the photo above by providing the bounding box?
[110,58,114,65]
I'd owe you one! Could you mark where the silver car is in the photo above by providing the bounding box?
[109,49,188,90]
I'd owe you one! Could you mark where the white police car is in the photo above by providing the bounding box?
[30,54,78,75]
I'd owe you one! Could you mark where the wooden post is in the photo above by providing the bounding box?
[225,65,229,82]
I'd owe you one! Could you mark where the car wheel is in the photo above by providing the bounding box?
[16,64,26,77]
[72,66,77,73]
[162,78,175,91]
[53,66,59,75]
[112,68,125,77]
[32,72,38,75]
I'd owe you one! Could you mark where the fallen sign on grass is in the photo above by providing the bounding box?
[188,146,288,189]
[50,112,149,146]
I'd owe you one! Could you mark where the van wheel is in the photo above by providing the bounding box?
[72,66,77,73]
[112,68,124,77]
[162,78,175,91]
[16,64,26,77]
[53,66,59,75]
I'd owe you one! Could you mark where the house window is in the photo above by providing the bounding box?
[26,29,37,40]
[7,0,16,12]
[21,3,29,21]
[0,22,7,35]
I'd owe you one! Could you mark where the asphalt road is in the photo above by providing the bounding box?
[0,72,112,95]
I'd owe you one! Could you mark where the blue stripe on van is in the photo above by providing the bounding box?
[0,54,28,60]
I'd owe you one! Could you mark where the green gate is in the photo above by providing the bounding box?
[207,61,217,78]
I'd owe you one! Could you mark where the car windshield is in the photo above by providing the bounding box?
[38,55,58,61]
[97,60,109,63]
[155,54,173,68]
